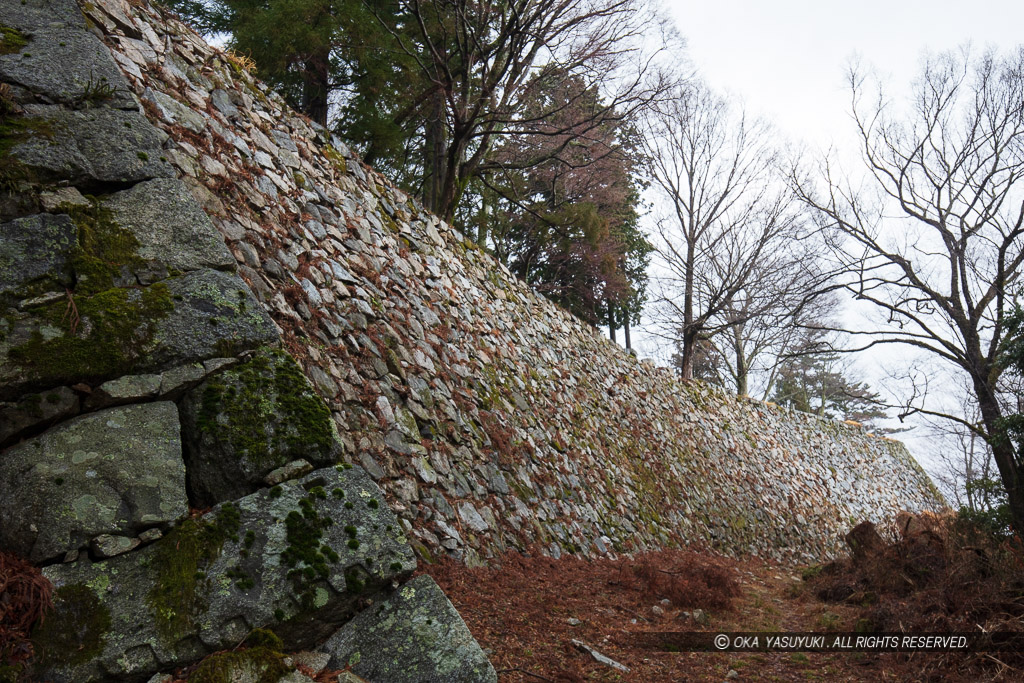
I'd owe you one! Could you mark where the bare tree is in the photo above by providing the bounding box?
[791,46,1024,530]
[369,0,678,220]
[642,81,826,387]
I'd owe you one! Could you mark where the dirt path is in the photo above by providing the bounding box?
[424,549,942,682]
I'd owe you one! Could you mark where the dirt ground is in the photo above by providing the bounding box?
[424,544,1017,683]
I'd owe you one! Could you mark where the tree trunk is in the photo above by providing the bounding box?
[974,376,1024,533]
[301,51,330,128]
[679,330,696,380]
[732,322,748,396]
[624,317,632,351]
[423,92,447,214]
[608,302,617,344]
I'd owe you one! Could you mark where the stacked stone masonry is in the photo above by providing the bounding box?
[44,0,948,572]
[0,1,495,681]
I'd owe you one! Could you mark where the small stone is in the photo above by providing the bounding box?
[62,549,79,563]
[457,502,489,533]
[84,373,162,411]
[277,673,314,683]
[138,528,163,543]
[651,604,664,617]
[726,670,739,679]
[358,452,385,480]
[570,639,629,673]
[39,186,88,212]
[692,609,709,625]
[158,363,208,398]
[336,673,371,683]
[567,617,582,626]
[264,459,314,486]
[90,534,141,559]
[291,651,330,676]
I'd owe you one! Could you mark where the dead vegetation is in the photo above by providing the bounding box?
[0,551,53,679]
[799,514,1024,681]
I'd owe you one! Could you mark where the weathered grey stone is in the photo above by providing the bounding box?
[571,639,629,673]
[0,0,84,31]
[179,348,340,507]
[39,186,89,212]
[265,459,314,486]
[0,213,76,300]
[0,402,186,563]
[138,528,163,544]
[156,362,209,398]
[84,373,162,411]
[11,105,173,186]
[102,178,236,282]
[0,28,135,108]
[150,269,280,369]
[0,270,276,401]
[457,502,489,533]
[90,534,140,559]
[141,87,208,135]
[290,651,330,676]
[36,466,417,682]
[210,88,239,119]
[0,385,78,446]
[278,673,314,683]
[321,575,497,683]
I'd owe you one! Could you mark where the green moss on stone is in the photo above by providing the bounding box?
[189,646,290,683]
[281,496,336,609]
[323,145,347,175]
[60,198,147,293]
[0,25,28,56]
[10,282,173,385]
[31,584,111,668]
[195,349,334,470]
[0,114,52,192]
[147,508,239,643]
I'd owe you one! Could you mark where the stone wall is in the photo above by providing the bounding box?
[0,1,494,681]
[62,0,948,573]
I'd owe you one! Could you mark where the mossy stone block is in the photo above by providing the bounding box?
[102,178,236,282]
[0,269,277,401]
[180,348,340,507]
[38,466,416,682]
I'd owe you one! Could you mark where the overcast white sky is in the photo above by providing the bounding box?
[630,1,1024,482]
[664,0,1024,151]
